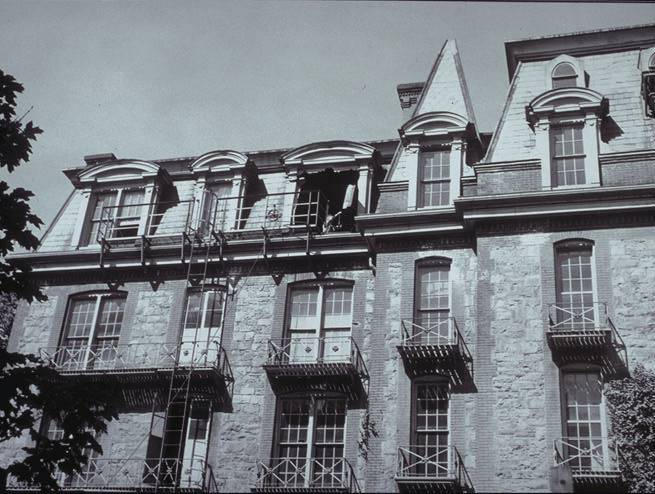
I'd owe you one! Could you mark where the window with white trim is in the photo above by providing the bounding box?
[83,188,145,245]
[285,282,353,364]
[179,287,226,366]
[551,124,586,186]
[561,371,611,472]
[419,149,451,207]
[552,62,579,89]
[59,292,127,370]
[554,241,596,330]
[413,259,451,344]
[411,381,449,477]
[272,397,347,489]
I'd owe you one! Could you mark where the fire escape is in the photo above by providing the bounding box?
[395,318,474,493]
[547,302,626,491]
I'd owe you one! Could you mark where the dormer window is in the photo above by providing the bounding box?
[547,55,584,90]
[551,124,585,186]
[552,62,578,89]
[82,188,145,246]
[398,111,479,211]
[526,88,608,190]
[419,148,451,207]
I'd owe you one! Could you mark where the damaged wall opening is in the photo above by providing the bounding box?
[296,168,358,232]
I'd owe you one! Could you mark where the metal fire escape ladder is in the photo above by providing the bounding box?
[154,233,212,492]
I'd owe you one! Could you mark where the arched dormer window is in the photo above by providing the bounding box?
[70,160,174,247]
[552,62,578,89]
[399,112,479,210]
[526,88,608,189]
[547,55,584,90]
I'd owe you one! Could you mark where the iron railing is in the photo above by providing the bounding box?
[98,199,198,243]
[97,190,330,245]
[255,457,360,492]
[396,445,472,488]
[554,437,620,477]
[266,336,368,373]
[7,457,218,492]
[39,340,232,378]
[548,303,627,344]
[401,318,472,359]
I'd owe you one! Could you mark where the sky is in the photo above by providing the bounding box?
[1,0,654,232]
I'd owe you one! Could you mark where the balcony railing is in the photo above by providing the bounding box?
[547,303,628,363]
[396,445,472,492]
[554,437,620,479]
[7,457,218,492]
[40,340,232,378]
[264,335,369,400]
[254,457,360,492]
[97,190,330,247]
[398,318,473,381]
[98,199,198,244]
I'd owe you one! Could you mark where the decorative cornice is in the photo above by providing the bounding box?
[599,149,655,165]
[378,181,409,193]
[473,159,541,174]
[525,87,609,125]
[281,141,377,171]
[189,150,250,174]
[399,111,473,145]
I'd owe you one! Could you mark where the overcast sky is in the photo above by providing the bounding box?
[1,1,654,231]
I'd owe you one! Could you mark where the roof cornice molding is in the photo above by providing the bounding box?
[505,24,655,80]
[599,149,655,165]
[473,159,541,174]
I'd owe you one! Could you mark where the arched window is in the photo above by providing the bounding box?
[552,62,578,89]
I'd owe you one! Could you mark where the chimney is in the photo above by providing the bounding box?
[396,82,425,121]
[84,153,117,166]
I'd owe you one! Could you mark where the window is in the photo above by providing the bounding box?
[83,188,145,245]
[649,53,655,70]
[58,292,127,370]
[199,182,232,236]
[552,62,578,89]
[44,418,99,487]
[561,372,611,472]
[411,381,450,477]
[419,149,451,207]
[180,288,226,365]
[554,241,596,330]
[285,282,353,364]
[271,397,347,489]
[413,260,451,344]
[551,125,586,186]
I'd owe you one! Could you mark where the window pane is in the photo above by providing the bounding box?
[420,150,450,207]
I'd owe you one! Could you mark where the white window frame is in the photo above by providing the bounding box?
[546,55,584,91]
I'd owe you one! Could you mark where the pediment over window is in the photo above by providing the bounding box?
[399,111,474,144]
[73,160,172,192]
[190,150,250,175]
[281,141,377,172]
[526,87,609,125]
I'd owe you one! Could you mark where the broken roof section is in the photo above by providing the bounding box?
[411,39,477,126]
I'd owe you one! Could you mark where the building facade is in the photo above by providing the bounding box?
[4,23,655,493]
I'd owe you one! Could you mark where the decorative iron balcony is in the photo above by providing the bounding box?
[7,457,218,493]
[554,437,621,484]
[264,336,369,401]
[397,318,473,385]
[395,445,473,493]
[39,341,234,406]
[547,303,628,371]
[253,457,360,493]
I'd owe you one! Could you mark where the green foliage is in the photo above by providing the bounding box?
[0,70,119,492]
[0,348,119,491]
[605,364,655,493]
[0,69,44,303]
